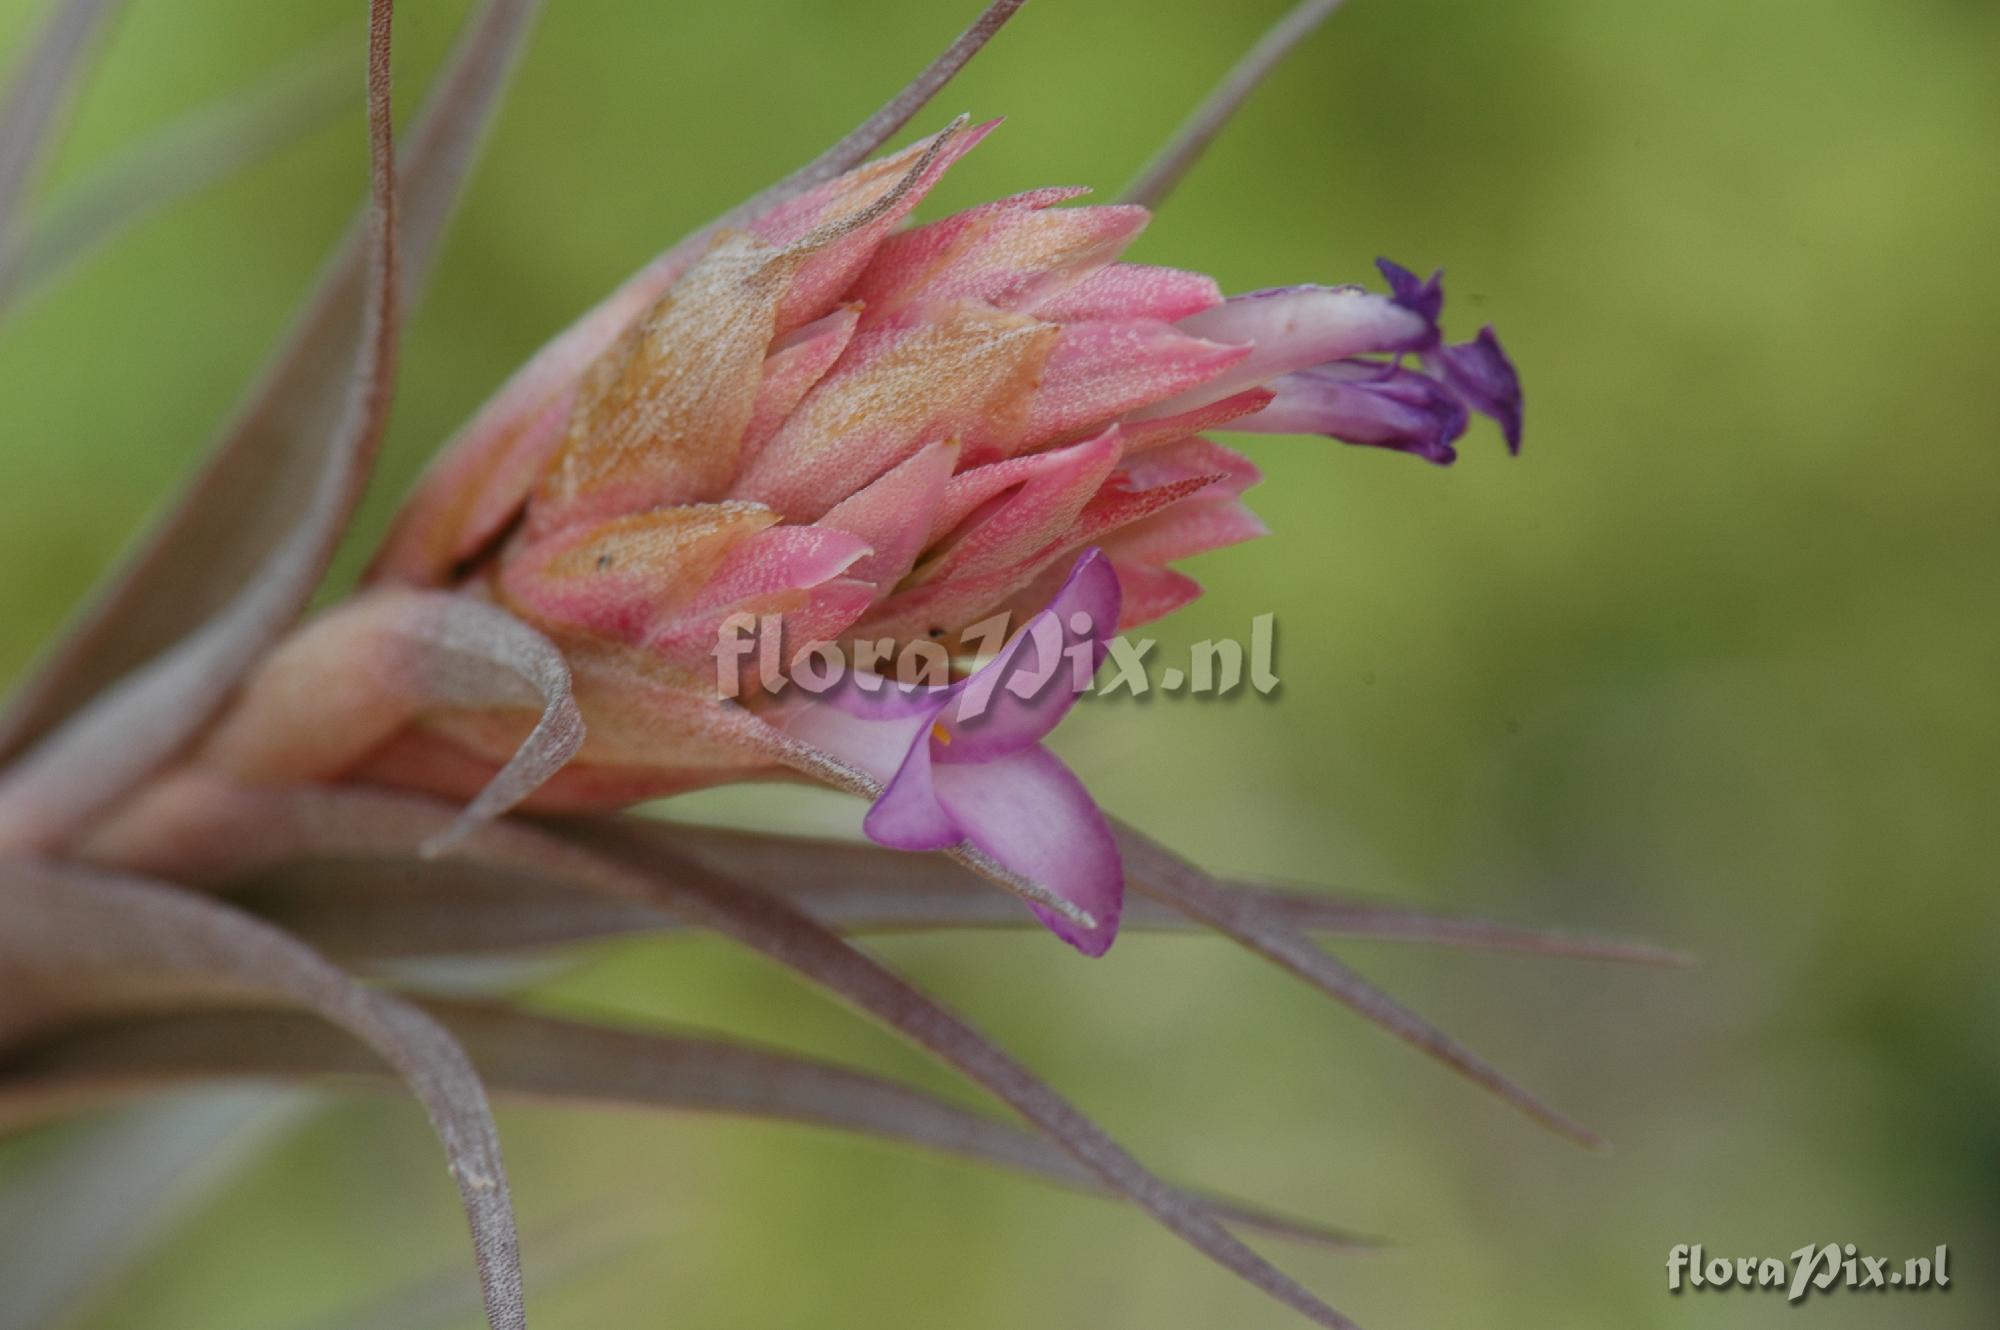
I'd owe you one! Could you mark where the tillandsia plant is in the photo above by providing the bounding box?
[0,2,1679,1328]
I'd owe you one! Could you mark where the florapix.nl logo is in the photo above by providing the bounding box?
[714,609,1280,709]
[1666,1243,1951,1303]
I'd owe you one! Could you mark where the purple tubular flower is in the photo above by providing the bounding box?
[1432,325,1525,453]
[1194,257,1524,463]
[779,550,1125,955]
[1375,257,1445,335]
[1138,282,1440,414]
[1247,361,1472,465]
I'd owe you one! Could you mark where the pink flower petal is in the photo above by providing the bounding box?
[941,549,1120,761]
[1011,320,1248,461]
[851,570,1038,648]
[1100,494,1269,568]
[371,388,574,586]
[684,525,873,611]
[1062,470,1230,553]
[863,730,959,850]
[372,125,989,585]
[777,697,937,784]
[817,439,960,589]
[977,541,1208,634]
[525,233,799,536]
[753,120,998,334]
[862,450,1223,645]
[932,745,1124,955]
[732,301,1059,521]
[497,503,781,643]
[838,187,1090,321]
[1114,387,1273,454]
[639,526,877,675]
[748,122,993,248]
[1031,262,1223,324]
[849,201,1147,321]
[371,252,718,585]
[920,428,1125,581]
[654,576,881,688]
[1118,435,1262,496]
[1103,560,1204,628]
[741,304,860,464]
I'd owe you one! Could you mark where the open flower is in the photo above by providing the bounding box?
[1172,259,1523,464]
[782,549,1124,953]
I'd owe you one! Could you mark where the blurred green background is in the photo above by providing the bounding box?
[2,0,1996,1327]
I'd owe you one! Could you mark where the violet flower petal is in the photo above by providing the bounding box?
[1374,257,1444,332]
[1238,362,1470,465]
[779,701,936,786]
[1431,326,1524,452]
[945,549,1120,760]
[864,728,960,851]
[933,746,1124,955]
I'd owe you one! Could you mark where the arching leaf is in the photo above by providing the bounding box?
[0,0,543,767]
[0,1001,1374,1255]
[0,857,527,1330]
